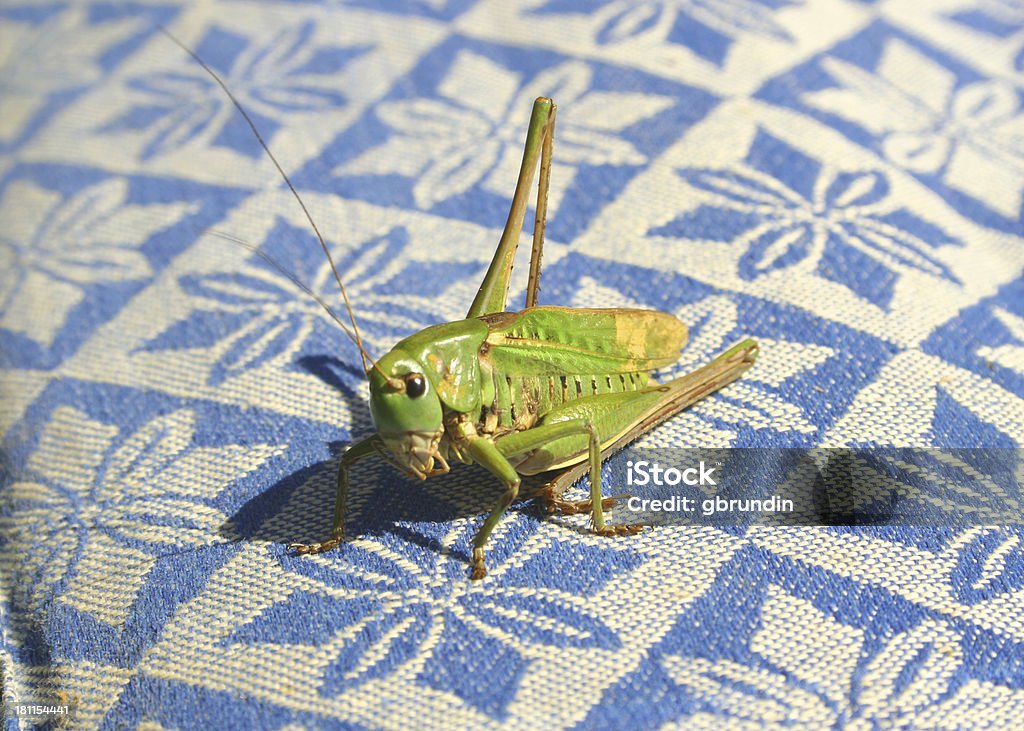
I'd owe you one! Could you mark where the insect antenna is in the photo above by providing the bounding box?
[208,230,354,335]
[159,26,384,378]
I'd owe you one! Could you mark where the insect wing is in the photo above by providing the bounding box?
[483,306,688,376]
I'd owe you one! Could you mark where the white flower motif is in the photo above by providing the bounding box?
[148,223,458,385]
[0,8,140,142]
[339,51,672,209]
[111,21,365,160]
[670,0,792,40]
[0,407,281,627]
[664,161,960,303]
[661,586,1024,729]
[967,0,1024,27]
[596,0,792,45]
[804,38,1024,216]
[0,179,192,346]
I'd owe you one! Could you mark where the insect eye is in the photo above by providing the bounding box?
[405,373,427,399]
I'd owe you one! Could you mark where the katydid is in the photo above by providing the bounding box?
[164,31,758,580]
[287,98,757,579]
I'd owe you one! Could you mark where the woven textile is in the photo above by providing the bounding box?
[2,1,1023,729]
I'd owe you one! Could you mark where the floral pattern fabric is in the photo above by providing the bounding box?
[2,1,1023,729]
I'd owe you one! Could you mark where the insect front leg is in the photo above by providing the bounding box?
[289,435,382,555]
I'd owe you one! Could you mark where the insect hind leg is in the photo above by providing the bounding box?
[524,335,757,524]
[525,101,556,309]
[540,493,617,516]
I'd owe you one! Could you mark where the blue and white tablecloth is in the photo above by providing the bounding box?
[2,1,1024,728]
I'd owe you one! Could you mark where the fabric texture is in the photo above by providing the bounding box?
[2,1,1023,728]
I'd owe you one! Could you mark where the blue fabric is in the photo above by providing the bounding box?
[2,1,1023,728]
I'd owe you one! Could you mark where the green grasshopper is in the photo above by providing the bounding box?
[167,32,757,579]
[285,98,758,579]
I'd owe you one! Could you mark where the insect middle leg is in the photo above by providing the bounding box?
[498,419,630,529]
[466,416,619,580]
[494,407,646,535]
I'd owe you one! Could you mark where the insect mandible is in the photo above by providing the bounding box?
[165,30,759,580]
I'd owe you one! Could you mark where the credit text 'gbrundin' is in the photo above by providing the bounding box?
[626,495,795,516]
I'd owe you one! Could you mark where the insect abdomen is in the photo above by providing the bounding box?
[485,369,650,432]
